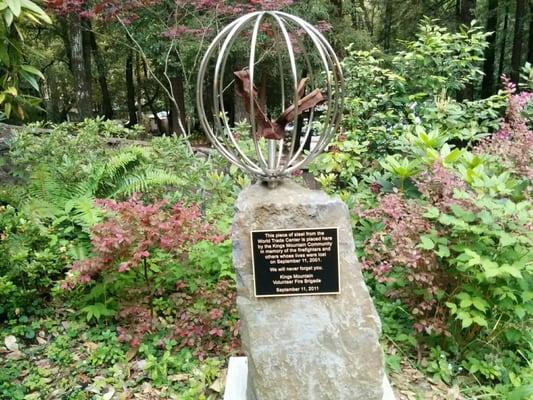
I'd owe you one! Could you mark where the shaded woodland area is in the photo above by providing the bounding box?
[2,0,532,132]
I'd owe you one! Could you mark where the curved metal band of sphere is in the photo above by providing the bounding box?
[196,11,344,181]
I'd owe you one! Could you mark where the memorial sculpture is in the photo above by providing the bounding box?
[197,10,386,400]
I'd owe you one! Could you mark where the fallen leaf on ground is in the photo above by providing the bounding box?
[103,386,115,400]
[209,376,224,393]
[168,374,189,382]
[6,350,23,360]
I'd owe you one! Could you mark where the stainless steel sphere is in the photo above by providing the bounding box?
[196,10,343,182]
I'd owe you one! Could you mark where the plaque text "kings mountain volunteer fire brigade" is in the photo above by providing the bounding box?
[251,227,340,297]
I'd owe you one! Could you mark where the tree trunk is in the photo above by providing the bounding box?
[82,18,92,94]
[510,0,526,83]
[527,0,533,65]
[358,0,374,35]
[125,52,137,127]
[458,0,476,25]
[69,14,92,120]
[135,54,143,126]
[331,0,343,18]
[58,17,72,69]
[169,77,186,135]
[383,0,393,50]
[455,0,477,99]
[90,29,113,119]
[481,0,498,97]
[45,73,61,122]
[497,5,509,80]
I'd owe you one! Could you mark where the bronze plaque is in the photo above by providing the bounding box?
[251,227,340,297]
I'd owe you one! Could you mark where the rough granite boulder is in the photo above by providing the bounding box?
[232,181,384,400]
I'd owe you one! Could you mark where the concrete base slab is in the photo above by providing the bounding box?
[223,356,396,400]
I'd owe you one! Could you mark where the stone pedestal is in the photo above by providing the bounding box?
[232,181,384,400]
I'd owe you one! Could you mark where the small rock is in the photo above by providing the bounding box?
[133,359,147,371]
[36,337,47,345]
[4,335,18,352]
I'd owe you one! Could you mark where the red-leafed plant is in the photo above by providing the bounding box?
[62,196,223,335]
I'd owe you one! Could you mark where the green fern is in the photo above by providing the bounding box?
[111,168,186,197]
[23,146,184,229]
[27,166,73,209]
[65,197,103,228]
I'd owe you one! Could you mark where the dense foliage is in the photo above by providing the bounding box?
[1,119,244,398]
[310,20,533,399]
[0,7,532,400]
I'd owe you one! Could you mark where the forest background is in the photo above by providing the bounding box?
[0,0,531,127]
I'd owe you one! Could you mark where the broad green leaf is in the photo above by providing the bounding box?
[423,206,440,219]
[500,264,522,279]
[6,0,20,17]
[20,71,39,91]
[471,297,488,312]
[482,260,500,278]
[445,302,457,314]
[498,232,517,247]
[20,0,50,22]
[444,148,462,163]
[464,249,481,266]
[461,316,473,328]
[472,315,487,327]
[4,9,13,26]
[4,101,11,117]
[418,235,435,250]
[436,244,450,258]
[5,86,17,96]
[21,64,44,79]
[456,292,471,300]
[459,298,472,308]
[514,306,526,319]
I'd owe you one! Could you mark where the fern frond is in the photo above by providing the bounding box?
[96,147,151,198]
[65,197,103,229]
[72,164,104,199]
[104,147,150,179]
[22,198,63,222]
[26,165,73,209]
[112,168,185,197]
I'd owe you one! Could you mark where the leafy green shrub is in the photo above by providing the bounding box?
[310,19,506,194]
[0,204,75,317]
[356,82,533,390]
[8,119,139,182]
[309,19,532,394]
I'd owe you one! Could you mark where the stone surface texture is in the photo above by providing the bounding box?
[232,181,384,400]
